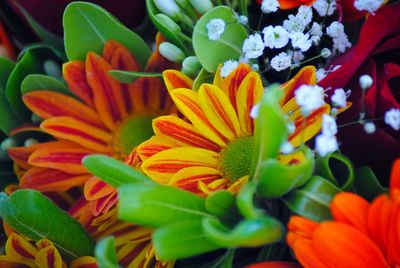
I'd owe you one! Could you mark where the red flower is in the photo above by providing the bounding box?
[256,0,316,10]
[319,2,400,179]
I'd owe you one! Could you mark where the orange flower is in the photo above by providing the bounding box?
[257,0,316,10]
[287,159,400,267]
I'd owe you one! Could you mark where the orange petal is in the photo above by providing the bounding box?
[388,200,400,265]
[170,88,227,147]
[291,239,328,268]
[222,63,252,111]
[8,142,58,170]
[89,191,118,216]
[286,216,318,248]
[134,76,163,112]
[103,40,140,72]
[23,90,104,128]
[141,147,219,184]
[63,61,94,107]
[20,167,90,191]
[281,66,316,105]
[331,192,370,234]
[117,241,152,268]
[84,177,116,201]
[153,115,221,151]
[86,52,128,130]
[35,246,63,268]
[313,222,388,268]
[162,70,193,92]
[199,84,241,140]
[390,159,400,194]
[70,256,98,268]
[41,116,112,153]
[5,233,37,263]
[235,71,263,135]
[28,141,94,174]
[137,136,175,161]
[169,166,221,194]
[246,261,301,268]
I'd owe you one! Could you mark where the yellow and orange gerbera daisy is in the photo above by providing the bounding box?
[136,64,330,195]
[287,159,400,267]
[8,34,177,216]
[0,233,97,268]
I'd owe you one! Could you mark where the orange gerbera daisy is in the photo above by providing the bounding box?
[136,64,329,195]
[287,159,400,268]
[8,35,177,215]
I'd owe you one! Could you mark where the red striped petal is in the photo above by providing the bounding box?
[162,70,193,92]
[137,136,175,161]
[8,142,58,170]
[281,66,316,105]
[84,177,116,201]
[222,63,252,111]
[63,61,94,107]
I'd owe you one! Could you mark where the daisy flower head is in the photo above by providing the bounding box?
[263,25,289,49]
[242,33,265,59]
[206,18,226,40]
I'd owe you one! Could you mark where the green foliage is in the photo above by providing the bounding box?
[109,70,162,84]
[95,237,119,268]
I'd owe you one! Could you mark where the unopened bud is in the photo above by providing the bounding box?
[1,138,17,151]
[320,48,332,58]
[359,74,373,90]
[155,14,182,33]
[43,60,61,79]
[363,122,376,134]
[153,0,183,21]
[189,0,213,14]
[181,56,201,77]
[159,42,186,63]
[24,138,39,147]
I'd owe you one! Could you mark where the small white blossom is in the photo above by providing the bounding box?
[311,22,323,37]
[250,103,260,118]
[261,0,280,13]
[270,52,291,71]
[292,50,305,64]
[290,32,312,52]
[359,74,373,90]
[384,108,400,131]
[295,85,325,114]
[311,35,321,45]
[364,122,376,134]
[331,88,347,108]
[315,134,338,156]
[316,68,327,82]
[332,35,351,53]
[238,15,248,25]
[326,22,345,38]
[313,0,336,17]
[287,122,296,134]
[321,48,332,58]
[354,0,384,13]
[280,141,294,154]
[263,26,289,49]
[322,114,338,136]
[296,6,313,26]
[242,33,265,59]
[220,60,239,77]
[206,18,225,40]
[331,108,339,116]
[283,15,306,33]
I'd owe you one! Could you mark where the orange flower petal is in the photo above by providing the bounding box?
[137,136,175,161]
[235,71,263,135]
[170,88,227,147]
[141,147,219,184]
[331,192,370,234]
[390,159,400,194]
[35,246,63,268]
[199,84,241,140]
[41,116,112,153]
[86,52,128,130]
[278,0,316,10]
[387,200,400,265]
[6,233,37,263]
[8,142,58,170]
[90,191,118,216]
[28,141,94,174]
[103,40,140,72]
[246,261,300,268]
[70,256,98,268]
[63,61,94,107]
[153,115,221,151]
[281,66,316,105]
[286,216,318,248]
[222,63,252,111]
[312,222,387,268]
[292,239,328,268]
[84,177,116,201]
[117,241,151,268]
[163,70,193,92]
[20,167,91,192]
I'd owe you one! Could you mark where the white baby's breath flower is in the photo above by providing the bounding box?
[315,134,338,156]
[384,108,400,131]
[313,0,336,17]
[261,0,280,13]
[250,103,260,118]
[290,32,312,52]
[316,68,327,82]
[242,34,265,59]
[359,74,373,90]
[295,85,325,115]
[283,15,306,33]
[263,26,289,49]
[280,141,294,154]
[292,50,305,64]
[332,35,351,53]
[354,0,384,13]
[238,15,248,25]
[270,52,291,71]
[322,114,338,136]
[364,122,376,134]
[331,88,347,108]
[326,21,345,38]
[296,5,313,26]
[311,22,323,37]
[206,18,225,40]
[220,60,239,77]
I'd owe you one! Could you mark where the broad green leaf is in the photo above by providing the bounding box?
[315,153,354,190]
[0,58,14,90]
[252,85,288,179]
[118,184,210,228]
[63,2,150,68]
[284,176,342,222]
[193,6,247,72]
[236,181,263,219]
[109,70,162,84]
[257,148,314,198]
[0,190,95,258]
[205,190,240,220]
[202,216,283,247]
[193,68,214,91]
[95,237,119,268]
[83,154,154,188]
[153,220,221,260]
[21,74,73,97]
[354,166,387,201]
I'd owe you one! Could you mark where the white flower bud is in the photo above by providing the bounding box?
[320,48,332,58]
[359,74,373,90]
[181,56,202,77]
[1,138,17,151]
[43,60,61,79]
[189,0,213,14]
[155,14,182,33]
[363,122,376,134]
[153,0,183,21]
[24,138,39,147]
[159,42,186,63]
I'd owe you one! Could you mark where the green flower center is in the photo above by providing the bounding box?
[220,136,254,182]
[113,115,155,158]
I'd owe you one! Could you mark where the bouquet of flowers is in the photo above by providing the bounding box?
[0,0,398,267]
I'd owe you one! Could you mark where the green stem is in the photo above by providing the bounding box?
[239,0,248,16]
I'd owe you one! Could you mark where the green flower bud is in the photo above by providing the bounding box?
[155,14,182,33]
[24,138,39,147]
[189,0,213,14]
[159,42,186,63]
[1,138,17,151]
[181,56,202,77]
[153,0,183,21]
[43,59,62,79]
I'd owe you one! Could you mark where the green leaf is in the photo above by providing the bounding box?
[236,181,263,219]
[0,58,15,90]
[205,190,240,220]
[257,148,315,198]
[118,184,210,228]
[63,2,151,68]
[83,154,154,188]
[202,215,283,248]
[354,166,387,201]
[21,74,73,97]
[315,153,354,190]
[109,70,162,84]
[193,6,247,72]
[284,176,342,222]
[95,237,119,268]
[193,68,214,91]
[0,190,95,259]
[153,220,221,260]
